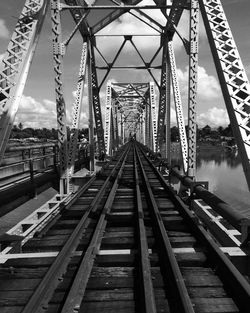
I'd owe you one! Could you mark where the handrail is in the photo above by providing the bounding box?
[5,142,56,152]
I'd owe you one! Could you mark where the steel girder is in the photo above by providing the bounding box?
[149,82,158,153]
[51,0,69,194]
[87,48,95,171]
[104,82,112,156]
[68,41,88,180]
[187,0,199,178]
[89,42,106,155]
[0,0,48,164]
[168,41,188,173]
[157,41,172,156]
[65,0,105,156]
[199,0,250,188]
[91,0,143,35]
[166,0,188,38]
[156,43,167,153]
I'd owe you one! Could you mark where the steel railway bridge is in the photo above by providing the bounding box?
[1,1,250,312]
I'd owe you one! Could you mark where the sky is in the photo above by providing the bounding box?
[0,0,250,130]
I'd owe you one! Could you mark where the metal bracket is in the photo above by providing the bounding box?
[51,1,63,11]
[53,43,66,56]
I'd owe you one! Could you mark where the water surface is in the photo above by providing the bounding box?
[171,145,250,218]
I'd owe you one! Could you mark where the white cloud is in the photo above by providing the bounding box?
[176,66,221,100]
[0,19,9,38]
[197,107,229,127]
[15,95,57,128]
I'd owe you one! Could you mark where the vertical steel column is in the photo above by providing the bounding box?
[149,82,158,153]
[157,41,168,153]
[143,111,146,146]
[187,0,199,178]
[0,0,48,164]
[51,0,69,194]
[120,112,124,145]
[87,47,95,172]
[165,49,171,162]
[113,105,119,151]
[89,42,105,155]
[199,0,250,189]
[104,82,112,155]
[68,41,88,179]
[110,108,115,155]
[145,96,150,149]
[168,41,188,173]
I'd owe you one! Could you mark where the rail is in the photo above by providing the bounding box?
[21,143,131,313]
[0,141,250,312]
[137,142,250,311]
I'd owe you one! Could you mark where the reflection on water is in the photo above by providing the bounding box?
[171,145,250,218]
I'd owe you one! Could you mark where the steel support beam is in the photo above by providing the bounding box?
[199,0,250,189]
[168,41,188,173]
[104,82,112,156]
[89,41,106,155]
[68,41,88,180]
[51,0,69,194]
[87,46,95,172]
[157,40,171,156]
[149,82,158,153]
[187,0,199,178]
[91,0,143,35]
[0,0,48,164]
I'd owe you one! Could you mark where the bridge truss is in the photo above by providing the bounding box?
[0,0,250,193]
[104,82,157,155]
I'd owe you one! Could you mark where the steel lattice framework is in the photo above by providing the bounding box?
[0,0,48,163]
[199,0,250,188]
[104,82,157,155]
[0,0,250,193]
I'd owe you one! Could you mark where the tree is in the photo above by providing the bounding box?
[18,122,23,130]
[217,126,224,135]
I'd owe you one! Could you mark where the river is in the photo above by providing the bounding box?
[170,144,250,218]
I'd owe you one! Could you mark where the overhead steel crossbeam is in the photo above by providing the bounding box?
[166,0,188,38]
[0,0,48,165]
[95,35,162,89]
[199,0,250,189]
[90,0,143,35]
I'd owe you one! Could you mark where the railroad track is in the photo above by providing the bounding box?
[0,141,250,312]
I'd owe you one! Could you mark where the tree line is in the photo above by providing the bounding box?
[10,123,89,141]
[11,122,233,143]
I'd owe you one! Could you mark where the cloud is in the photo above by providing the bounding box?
[0,19,9,38]
[197,107,229,127]
[96,0,168,57]
[176,66,221,100]
[14,95,57,128]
